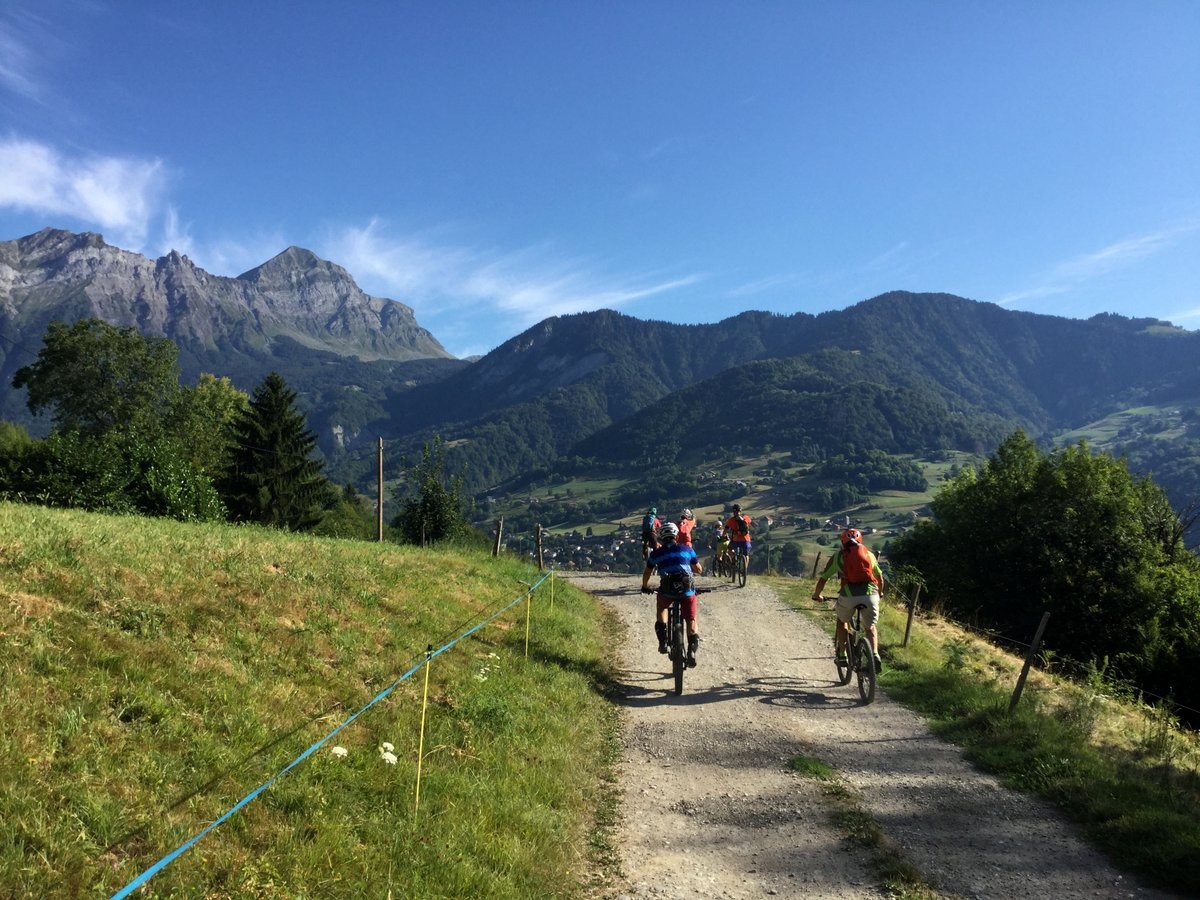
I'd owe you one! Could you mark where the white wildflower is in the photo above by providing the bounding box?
[381,751,398,765]
[379,741,394,754]
[330,745,348,758]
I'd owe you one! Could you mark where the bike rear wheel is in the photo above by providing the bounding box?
[855,638,876,704]
[835,639,853,685]
[671,620,685,695]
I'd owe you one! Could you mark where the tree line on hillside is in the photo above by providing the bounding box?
[891,431,1200,720]
[0,319,474,544]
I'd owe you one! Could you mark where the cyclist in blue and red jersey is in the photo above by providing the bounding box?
[641,522,704,666]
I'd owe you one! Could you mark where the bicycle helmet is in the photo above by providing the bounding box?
[658,522,679,541]
[648,506,657,515]
[681,508,693,520]
[731,504,741,513]
[840,528,863,546]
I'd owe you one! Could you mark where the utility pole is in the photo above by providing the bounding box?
[377,436,384,542]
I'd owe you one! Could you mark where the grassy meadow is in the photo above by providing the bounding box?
[1,502,621,898]
[770,576,1200,895]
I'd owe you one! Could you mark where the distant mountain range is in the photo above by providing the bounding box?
[2,228,1197,505]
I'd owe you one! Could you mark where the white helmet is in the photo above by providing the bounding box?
[658,522,679,541]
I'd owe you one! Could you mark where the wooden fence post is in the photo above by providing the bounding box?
[1009,612,1051,714]
[812,551,823,579]
[902,584,921,648]
[535,524,544,571]
[492,516,504,557]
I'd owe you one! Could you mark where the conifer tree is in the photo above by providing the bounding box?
[393,436,469,545]
[221,372,327,530]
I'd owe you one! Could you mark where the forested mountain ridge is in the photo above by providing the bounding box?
[572,350,1016,465]
[377,294,1200,491]
[0,228,463,446]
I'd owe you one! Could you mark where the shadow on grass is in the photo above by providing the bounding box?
[102,704,341,857]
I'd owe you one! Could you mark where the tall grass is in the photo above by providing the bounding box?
[1,502,620,897]
[772,577,1200,895]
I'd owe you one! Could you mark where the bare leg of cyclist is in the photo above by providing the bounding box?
[835,619,850,657]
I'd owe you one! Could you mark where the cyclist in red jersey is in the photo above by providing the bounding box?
[677,508,696,547]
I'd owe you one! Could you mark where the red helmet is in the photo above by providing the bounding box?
[839,528,862,546]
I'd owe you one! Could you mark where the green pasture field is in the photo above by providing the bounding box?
[0,503,621,898]
[1056,402,1194,449]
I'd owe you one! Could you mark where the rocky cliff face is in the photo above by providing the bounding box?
[0,228,452,363]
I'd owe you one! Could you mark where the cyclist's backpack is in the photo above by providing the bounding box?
[730,514,749,537]
[659,569,693,597]
[642,513,657,534]
[842,541,879,588]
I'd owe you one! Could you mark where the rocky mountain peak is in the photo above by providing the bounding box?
[9,227,110,268]
[239,246,326,281]
[0,228,454,373]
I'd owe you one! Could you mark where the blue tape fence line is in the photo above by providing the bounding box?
[111,571,552,900]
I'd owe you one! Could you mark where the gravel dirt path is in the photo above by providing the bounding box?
[564,571,1175,899]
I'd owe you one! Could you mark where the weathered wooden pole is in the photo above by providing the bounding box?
[535,524,544,571]
[492,516,504,557]
[1009,612,1051,714]
[811,551,823,579]
[376,436,384,542]
[902,584,922,648]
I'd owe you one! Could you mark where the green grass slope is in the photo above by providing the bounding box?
[0,503,619,898]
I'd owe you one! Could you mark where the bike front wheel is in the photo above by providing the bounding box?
[737,553,747,588]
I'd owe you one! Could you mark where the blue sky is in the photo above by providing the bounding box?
[1,2,1197,357]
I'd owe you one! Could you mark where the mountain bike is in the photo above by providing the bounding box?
[731,545,748,588]
[822,597,876,704]
[714,549,731,580]
[643,586,709,695]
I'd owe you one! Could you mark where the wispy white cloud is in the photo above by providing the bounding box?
[0,7,48,102]
[1166,305,1200,322]
[157,207,286,276]
[323,218,703,324]
[998,225,1197,307]
[726,273,800,299]
[0,138,166,248]
[863,241,909,271]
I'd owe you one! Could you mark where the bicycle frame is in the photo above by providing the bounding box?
[825,597,876,704]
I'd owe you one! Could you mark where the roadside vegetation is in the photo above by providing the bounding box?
[1,502,621,897]
[773,577,1200,895]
